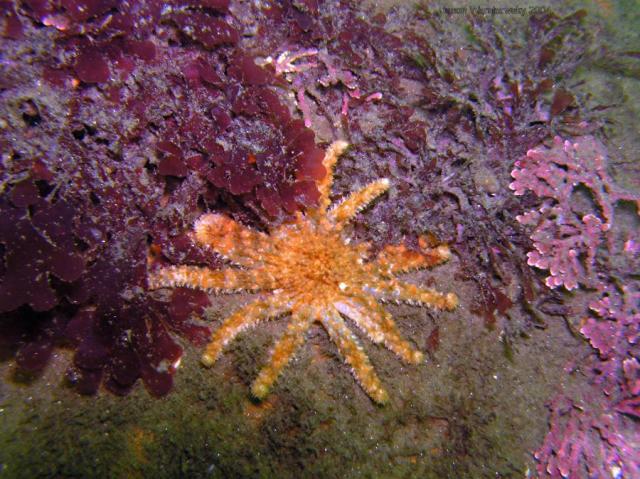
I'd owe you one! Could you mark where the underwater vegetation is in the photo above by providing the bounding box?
[0,0,638,477]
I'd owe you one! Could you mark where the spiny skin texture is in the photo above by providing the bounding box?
[148,141,458,403]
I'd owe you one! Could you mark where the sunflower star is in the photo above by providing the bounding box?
[148,141,458,403]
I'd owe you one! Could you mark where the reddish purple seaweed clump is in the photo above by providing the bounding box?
[0,0,328,396]
[0,194,84,313]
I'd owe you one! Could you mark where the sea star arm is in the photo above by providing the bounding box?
[376,243,451,275]
[202,296,292,366]
[334,296,424,364]
[328,178,390,229]
[194,213,271,267]
[322,307,389,404]
[148,265,275,292]
[316,140,349,214]
[364,277,458,311]
[251,306,315,400]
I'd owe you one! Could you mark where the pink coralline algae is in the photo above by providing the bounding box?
[582,285,640,365]
[535,393,639,479]
[513,136,640,476]
[510,135,640,290]
[535,283,640,478]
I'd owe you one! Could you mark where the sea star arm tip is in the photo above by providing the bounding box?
[317,140,350,213]
[366,278,458,311]
[201,353,216,367]
[328,178,390,227]
[376,242,452,275]
[334,297,424,365]
[195,213,269,266]
[323,308,390,404]
[250,307,314,400]
[444,292,459,310]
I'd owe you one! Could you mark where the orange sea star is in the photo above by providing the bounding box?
[148,141,458,403]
